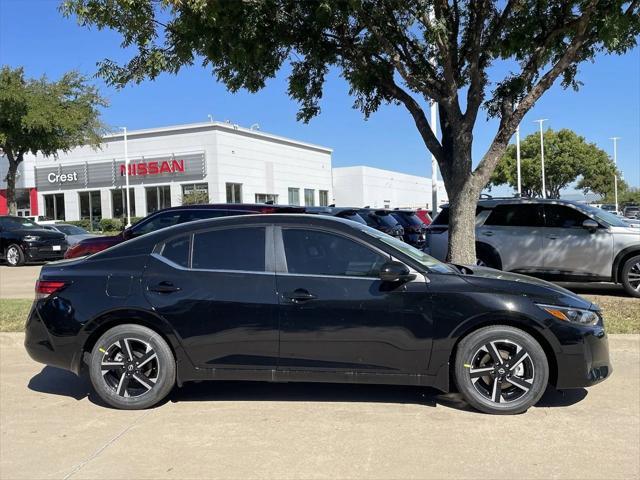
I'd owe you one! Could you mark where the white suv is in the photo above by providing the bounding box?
[426,198,640,297]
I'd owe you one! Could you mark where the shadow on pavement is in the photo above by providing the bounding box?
[26,366,588,412]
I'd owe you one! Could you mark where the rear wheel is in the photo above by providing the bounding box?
[454,325,549,414]
[621,255,640,298]
[89,324,175,409]
[5,244,25,266]
[475,245,502,270]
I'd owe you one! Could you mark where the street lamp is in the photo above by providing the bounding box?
[534,119,548,199]
[610,137,621,214]
[120,127,131,227]
[515,124,522,196]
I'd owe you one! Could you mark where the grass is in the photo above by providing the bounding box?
[0,295,638,334]
[0,299,33,332]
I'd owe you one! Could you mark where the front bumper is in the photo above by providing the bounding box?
[25,243,67,261]
[553,324,612,389]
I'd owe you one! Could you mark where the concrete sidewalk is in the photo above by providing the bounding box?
[1,333,638,480]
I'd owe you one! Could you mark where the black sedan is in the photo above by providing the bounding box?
[25,214,611,414]
[0,216,67,266]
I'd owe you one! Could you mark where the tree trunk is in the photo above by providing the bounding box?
[446,182,481,265]
[4,150,20,216]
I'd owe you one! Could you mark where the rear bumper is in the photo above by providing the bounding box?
[554,325,612,389]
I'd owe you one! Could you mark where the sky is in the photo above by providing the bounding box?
[1,0,639,194]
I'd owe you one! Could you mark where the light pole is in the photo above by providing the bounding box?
[430,99,438,213]
[120,127,131,227]
[534,119,548,199]
[610,137,620,214]
[515,124,522,196]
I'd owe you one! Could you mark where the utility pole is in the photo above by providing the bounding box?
[534,119,548,199]
[610,137,621,214]
[120,127,131,227]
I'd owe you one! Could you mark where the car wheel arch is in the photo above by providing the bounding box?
[446,313,559,388]
[475,241,503,270]
[613,247,640,282]
[79,308,188,382]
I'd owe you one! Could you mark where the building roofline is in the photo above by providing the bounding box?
[103,121,333,154]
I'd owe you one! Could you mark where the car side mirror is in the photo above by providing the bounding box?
[379,261,416,283]
[582,219,599,232]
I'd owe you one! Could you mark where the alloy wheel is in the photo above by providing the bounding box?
[100,338,159,398]
[6,247,19,265]
[627,261,640,292]
[468,339,534,404]
[475,258,487,267]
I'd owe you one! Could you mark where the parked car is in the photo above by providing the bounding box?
[304,206,368,225]
[0,216,67,266]
[40,223,100,245]
[357,208,405,240]
[64,203,304,259]
[426,198,640,297]
[26,214,610,414]
[391,209,427,249]
[623,205,640,219]
[600,204,620,215]
[414,209,432,225]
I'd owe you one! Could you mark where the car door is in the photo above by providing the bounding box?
[477,203,545,272]
[275,226,432,375]
[542,204,613,278]
[142,224,279,369]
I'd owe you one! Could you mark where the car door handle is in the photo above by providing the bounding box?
[482,231,494,237]
[148,281,181,294]
[283,289,317,303]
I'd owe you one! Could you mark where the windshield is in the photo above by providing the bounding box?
[56,225,88,235]
[363,227,454,274]
[0,217,40,230]
[579,204,629,227]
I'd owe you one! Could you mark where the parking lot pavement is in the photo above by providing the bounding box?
[1,333,638,480]
[0,265,41,299]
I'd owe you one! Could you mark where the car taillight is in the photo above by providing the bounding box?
[35,280,67,300]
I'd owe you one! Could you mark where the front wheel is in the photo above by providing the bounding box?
[454,325,549,414]
[5,244,25,266]
[89,324,176,409]
[621,255,640,298]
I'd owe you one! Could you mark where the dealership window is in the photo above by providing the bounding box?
[182,183,209,205]
[44,193,65,220]
[255,193,278,204]
[146,185,171,214]
[111,188,136,219]
[319,190,329,207]
[288,188,300,206]
[192,227,266,271]
[226,183,242,203]
[304,189,315,206]
[79,191,102,226]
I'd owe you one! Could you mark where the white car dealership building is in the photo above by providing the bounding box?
[0,121,447,221]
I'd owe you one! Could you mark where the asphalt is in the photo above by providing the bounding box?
[1,333,638,479]
[0,265,42,299]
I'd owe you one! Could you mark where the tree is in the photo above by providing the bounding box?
[0,66,107,214]
[61,0,640,263]
[489,128,624,198]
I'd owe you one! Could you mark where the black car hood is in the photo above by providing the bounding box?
[12,228,65,240]
[456,265,594,310]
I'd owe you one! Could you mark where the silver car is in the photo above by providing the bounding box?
[426,198,640,297]
[40,223,100,246]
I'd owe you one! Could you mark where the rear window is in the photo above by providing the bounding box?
[192,227,265,271]
[392,212,423,227]
[161,236,191,268]
[373,213,400,228]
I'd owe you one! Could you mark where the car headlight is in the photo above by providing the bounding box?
[536,304,600,326]
[23,235,40,242]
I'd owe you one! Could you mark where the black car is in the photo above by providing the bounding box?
[25,214,611,414]
[305,206,368,225]
[391,210,427,249]
[358,208,405,240]
[0,216,67,266]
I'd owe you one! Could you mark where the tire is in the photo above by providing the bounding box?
[454,325,549,415]
[475,244,502,270]
[89,324,176,410]
[621,254,640,298]
[5,244,25,267]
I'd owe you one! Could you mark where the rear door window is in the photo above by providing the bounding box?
[192,227,266,271]
[133,212,182,236]
[161,235,191,268]
[484,204,544,227]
